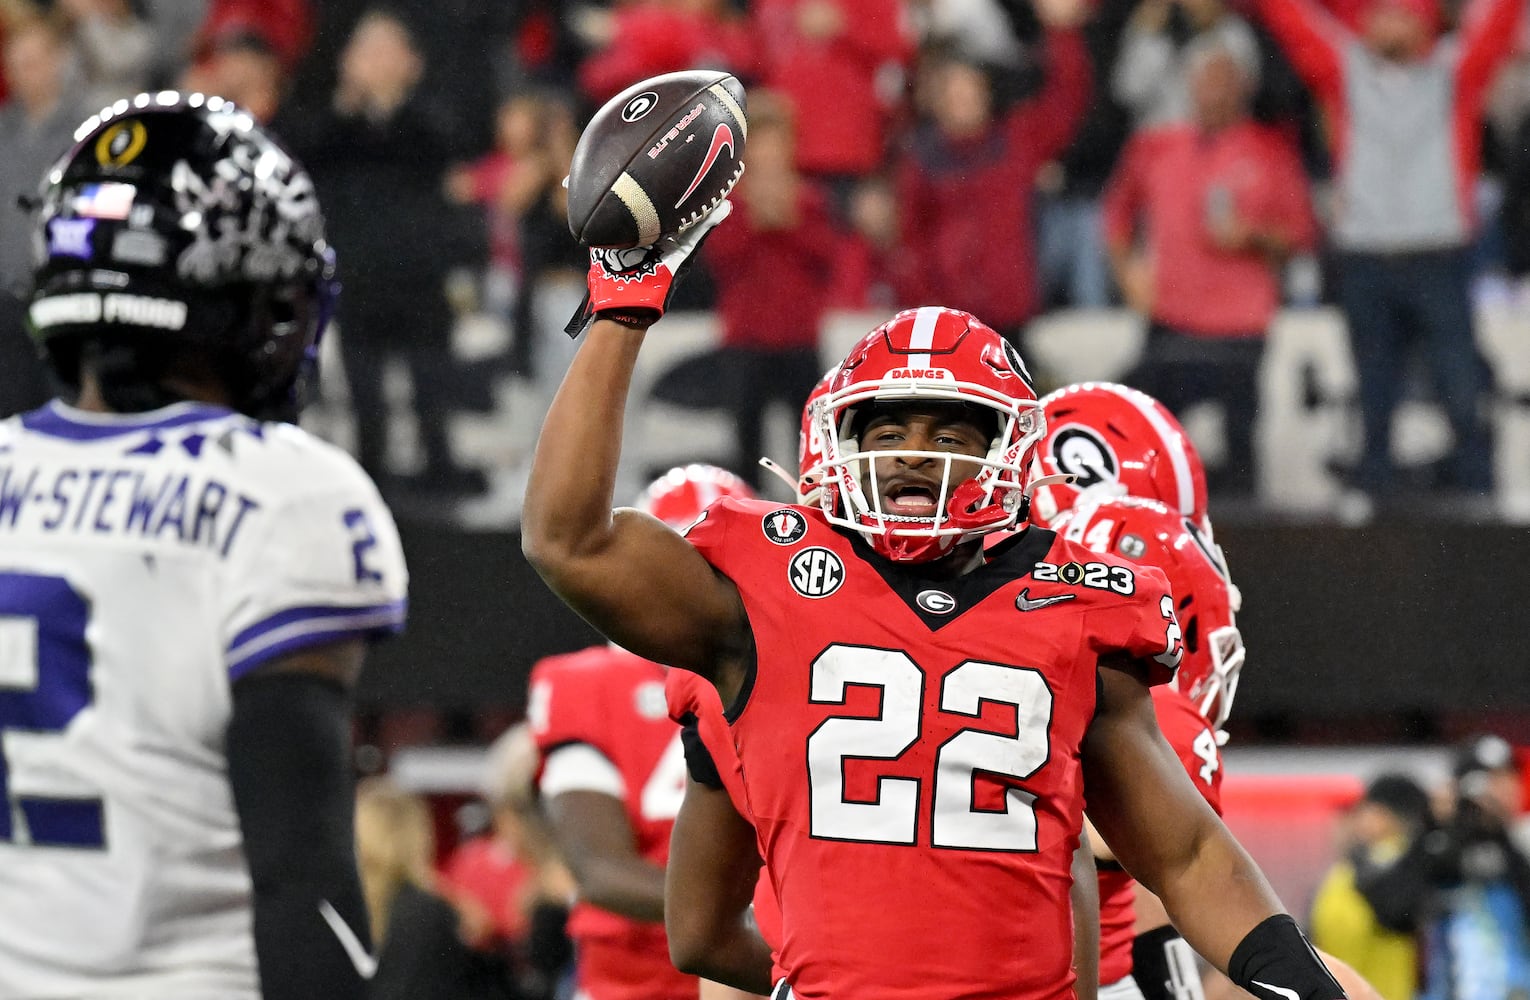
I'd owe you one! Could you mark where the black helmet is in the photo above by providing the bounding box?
[27,91,337,421]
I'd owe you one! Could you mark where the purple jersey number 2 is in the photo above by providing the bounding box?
[0,572,105,848]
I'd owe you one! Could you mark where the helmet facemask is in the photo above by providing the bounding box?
[817,380,1043,563]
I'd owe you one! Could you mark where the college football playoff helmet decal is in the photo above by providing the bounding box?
[1031,382,1210,537]
[817,306,1044,563]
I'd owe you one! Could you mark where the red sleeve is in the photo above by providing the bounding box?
[577,10,687,101]
[1257,130,1318,250]
[893,151,936,306]
[1254,0,1348,104]
[527,653,607,755]
[837,0,913,65]
[1101,132,1149,250]
[1151,687,1224,813]
[1455,0,1525,114]
[798,187,848,276]
[1006,28,1093,164]
[1086,563,1182,687]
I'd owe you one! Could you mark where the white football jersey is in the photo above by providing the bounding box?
[0,399,407,998]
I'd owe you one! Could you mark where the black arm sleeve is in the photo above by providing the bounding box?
[227,672,370,1000]
[1228,915,1346,1000]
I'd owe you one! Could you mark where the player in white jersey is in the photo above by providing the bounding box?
[0,93,407,999]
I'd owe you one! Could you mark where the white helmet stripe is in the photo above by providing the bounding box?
[907,306,941,370]
[1124,387,1195,516]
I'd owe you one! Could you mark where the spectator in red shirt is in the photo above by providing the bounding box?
[702,92,843,490]
[830,175,915,311]
[895,0,1092,341]
[1104,37,1317,496]
[575,0,755,104]
[753,0,912,197]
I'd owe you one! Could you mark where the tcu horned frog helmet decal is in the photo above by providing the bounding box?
[816,306,1045,563]
[1030,382,1211,537]
[1055,496,1245,732]
[634,463,756,531]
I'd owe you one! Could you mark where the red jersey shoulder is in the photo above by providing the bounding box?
[664,667,722,726]
[528,645,670,755]
[1151,685,1223,813]
[664,667,749,814]
[683,496,823,553]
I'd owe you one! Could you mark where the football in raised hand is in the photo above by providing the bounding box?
[566,70,747,249]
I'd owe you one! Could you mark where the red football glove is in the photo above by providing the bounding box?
[565,201,733,335]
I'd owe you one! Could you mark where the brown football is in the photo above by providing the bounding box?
[566,70,747,249]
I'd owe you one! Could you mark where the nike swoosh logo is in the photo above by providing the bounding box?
[1251,981,1301,1000]
[675,123,735,209]
[319,899,378,979]
[1015,588,1076,612]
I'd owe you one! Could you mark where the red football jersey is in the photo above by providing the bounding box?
[683,498,1180,1000]
[1096,685,1223,983]
[665,669,786,960]
[528,646,697,1000]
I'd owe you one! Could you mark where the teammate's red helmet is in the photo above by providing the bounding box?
[1030,382,1210,537]
[1053,496,1244,732]
[796,367,837,505]
[635,464,756,530]
[817,306,1043,563]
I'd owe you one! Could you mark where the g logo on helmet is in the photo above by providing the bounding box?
[1050,426,1118,490]
[95,120,148,169]
[621,92,659,123]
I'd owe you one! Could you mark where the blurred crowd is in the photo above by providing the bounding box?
[2,0,1529,509]
[1312,735,1530,1000]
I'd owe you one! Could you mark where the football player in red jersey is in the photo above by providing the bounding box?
[525,209,1346,1000]
[1052,496,1241,1000]
[528,464,754,1000]
[1030,382,1213,540]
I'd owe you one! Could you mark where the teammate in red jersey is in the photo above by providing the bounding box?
[528,464,753,1000]
[1030,382,1213,540]
[1052,496,1240,1000]
[524,209,1346,1000]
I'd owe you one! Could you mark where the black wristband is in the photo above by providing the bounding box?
[1228,914,1345,1000]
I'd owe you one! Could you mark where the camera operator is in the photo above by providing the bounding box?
[1354,735,1530,1000]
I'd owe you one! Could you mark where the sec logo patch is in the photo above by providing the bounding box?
[789,547,844,599]
[762,508,808,545]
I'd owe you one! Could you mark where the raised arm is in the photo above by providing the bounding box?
[1083,667,1346,1000]
[1254,0,1348,104]
[522,210,747,679]
[1455,0,1526,115]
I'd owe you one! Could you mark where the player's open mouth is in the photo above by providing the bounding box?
[883,482,940,517]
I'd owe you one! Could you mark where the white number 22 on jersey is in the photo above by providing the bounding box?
[806,644,1053,852]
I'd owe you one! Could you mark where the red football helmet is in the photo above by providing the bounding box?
[817,307,1043,563]
[1053,496,1244,733]
[634,463,756,530]
[1030,382,1210,537]
[796,366,837,504]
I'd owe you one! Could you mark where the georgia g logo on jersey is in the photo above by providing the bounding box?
[1049,425,1118,490]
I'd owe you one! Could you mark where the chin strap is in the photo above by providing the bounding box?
[1025,473,1077,496]
[758,457,797,493]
